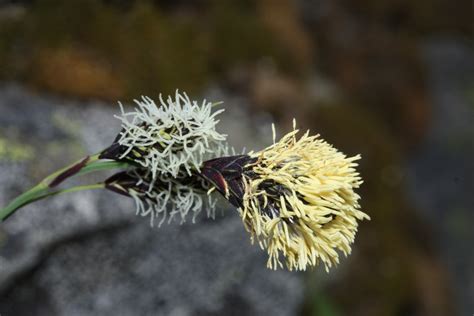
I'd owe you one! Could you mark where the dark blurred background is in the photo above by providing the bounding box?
[0,0,472,315]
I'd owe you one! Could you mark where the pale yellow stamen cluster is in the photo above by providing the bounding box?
[240,126,370,271]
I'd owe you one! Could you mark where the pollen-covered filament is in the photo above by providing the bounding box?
[239,128,370,271]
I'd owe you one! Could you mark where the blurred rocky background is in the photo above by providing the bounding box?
[0,0,472,315]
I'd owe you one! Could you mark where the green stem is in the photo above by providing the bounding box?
[31,183,106,202]
[76,160,131,177]
[0,183,106,221]
[41,154,100,187]
[0,154,132,222]
[0,184,49,221]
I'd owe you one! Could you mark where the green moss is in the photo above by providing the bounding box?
[0,18,27,79]
[301,271,346,316]
[50,112,87,158]
[114,2,210,97]
[51,112,82,137]
[0,138,34,162]
[0,0,289,99]
[207,2,279,71]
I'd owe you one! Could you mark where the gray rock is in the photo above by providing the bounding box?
[0,84,303,316]
[407,39,474,316]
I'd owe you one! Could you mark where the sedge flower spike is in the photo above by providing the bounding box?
[0,88,369,274]
[201,123,370,271]
[100,91,229,225]
[100,90,228,179]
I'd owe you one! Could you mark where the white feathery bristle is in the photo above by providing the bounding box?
[127,170,218,226]
[115,90,228,179]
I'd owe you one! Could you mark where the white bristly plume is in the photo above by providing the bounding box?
[115,90,228,179]
[130,172,216,227]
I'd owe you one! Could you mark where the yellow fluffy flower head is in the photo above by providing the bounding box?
[201,122,370,271]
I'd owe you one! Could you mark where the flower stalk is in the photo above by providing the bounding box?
[0,155,129,221]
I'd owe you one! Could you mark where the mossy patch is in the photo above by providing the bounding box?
[0,0,294,100]
[0,137,34,162]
